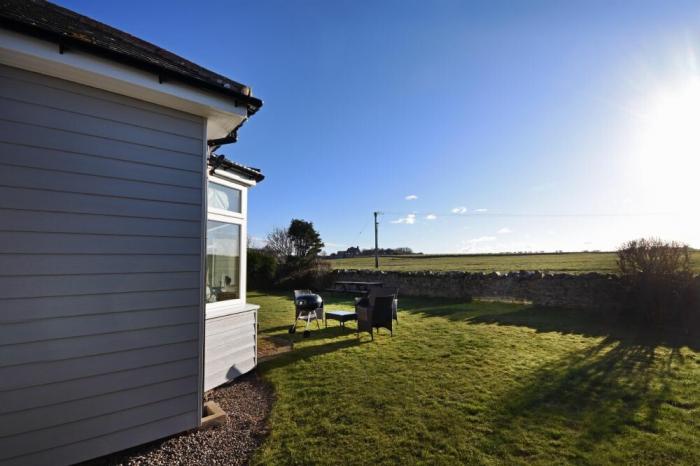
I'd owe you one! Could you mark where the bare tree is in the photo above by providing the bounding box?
[617,238,691,278]
[264,227,294,263]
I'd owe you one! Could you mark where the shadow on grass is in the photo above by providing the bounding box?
[400,295,527,322]
[257,336,365,372]
[468,305,700,351]
[259,324,295,333]
[480,336,690,460]
[395,295,698,457]
[460,305,699,459]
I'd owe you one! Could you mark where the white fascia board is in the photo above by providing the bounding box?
[0,28,247,141]
[211,168,257,187]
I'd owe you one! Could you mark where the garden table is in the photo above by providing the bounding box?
[324,310,358,328]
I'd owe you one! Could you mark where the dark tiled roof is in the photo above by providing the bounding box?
[209,155,264,183]
[0,0,262,113]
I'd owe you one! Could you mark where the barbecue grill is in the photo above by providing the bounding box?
[289,290,324,337]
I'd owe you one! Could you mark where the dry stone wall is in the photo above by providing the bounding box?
[332,269,625,309]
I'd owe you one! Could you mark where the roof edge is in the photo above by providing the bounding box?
[0,16,263,114]
[208,155,265,183]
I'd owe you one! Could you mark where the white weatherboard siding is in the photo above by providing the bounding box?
[0,28,247,141]
[0,64,204,466]
[204,305,258,391]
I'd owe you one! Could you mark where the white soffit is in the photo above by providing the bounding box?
[211,168,257,187]
[0,28,247,141]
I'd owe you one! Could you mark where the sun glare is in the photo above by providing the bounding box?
[624,54,700,246]
[633,76,700,188]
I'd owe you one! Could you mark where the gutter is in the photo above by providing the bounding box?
[207,117,248,150]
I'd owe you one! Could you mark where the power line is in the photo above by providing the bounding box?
[350,218,371,244]
[380,210,682,219]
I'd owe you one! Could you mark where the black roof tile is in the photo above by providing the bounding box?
[209,155,265,183]
[0,0,262,113]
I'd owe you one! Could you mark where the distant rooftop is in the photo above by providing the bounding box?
[0,0,263,113]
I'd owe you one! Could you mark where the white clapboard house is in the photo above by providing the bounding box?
[0,1,264,464]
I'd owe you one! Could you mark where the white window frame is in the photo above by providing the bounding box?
[207,177,246,220]
[205,175,248,318]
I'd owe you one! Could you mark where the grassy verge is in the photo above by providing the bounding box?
[250,290,700,465]
[328,251,700,274]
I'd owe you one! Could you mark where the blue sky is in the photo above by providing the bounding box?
[60,1,700,253]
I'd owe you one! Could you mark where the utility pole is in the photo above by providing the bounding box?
[374,211,380,269]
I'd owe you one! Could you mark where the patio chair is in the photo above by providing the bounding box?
[356,291,396,340]
[355,286,399,324]
[289,289,324,338]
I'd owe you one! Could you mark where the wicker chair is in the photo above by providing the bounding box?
[356,290,396,340]
[355,286,398,324]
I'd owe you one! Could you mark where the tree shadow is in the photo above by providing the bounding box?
[480,336,687,460]
[468,305,700,352]
[461,305,699,460]
[394,295,698,458]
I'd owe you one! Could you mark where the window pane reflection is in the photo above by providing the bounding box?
[208,182,241,213]
[206,220,240,303]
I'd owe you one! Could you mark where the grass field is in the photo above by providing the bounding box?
[329,251,700,274]
[251,291,700,465]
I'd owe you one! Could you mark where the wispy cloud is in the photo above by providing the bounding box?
[391,213,416,224]
[474,208,488,212]
[405,194,418,201]
[468,236,496,243]
[425,214,437,220]
[451,206,467,214]
[497,227,512,234]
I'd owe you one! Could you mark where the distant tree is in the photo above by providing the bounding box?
[288,219,324,258]
[257,220,329,289]
[264,227,294,264]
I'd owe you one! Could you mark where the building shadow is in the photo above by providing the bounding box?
[256,336,365,372]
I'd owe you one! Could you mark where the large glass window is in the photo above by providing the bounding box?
[208,181,241,214]
[206,220,241,303]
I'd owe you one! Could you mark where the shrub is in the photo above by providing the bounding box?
[247,249,278,290]
[276,256,333,290]
[617,238,691,278]
[616,238,693,325]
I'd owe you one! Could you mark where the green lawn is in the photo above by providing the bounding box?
[328,251,700,274]
[251,290,700,465]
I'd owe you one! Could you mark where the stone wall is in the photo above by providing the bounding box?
[332,269,625,309]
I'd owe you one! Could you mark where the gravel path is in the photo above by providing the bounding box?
[81,372,274,466]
